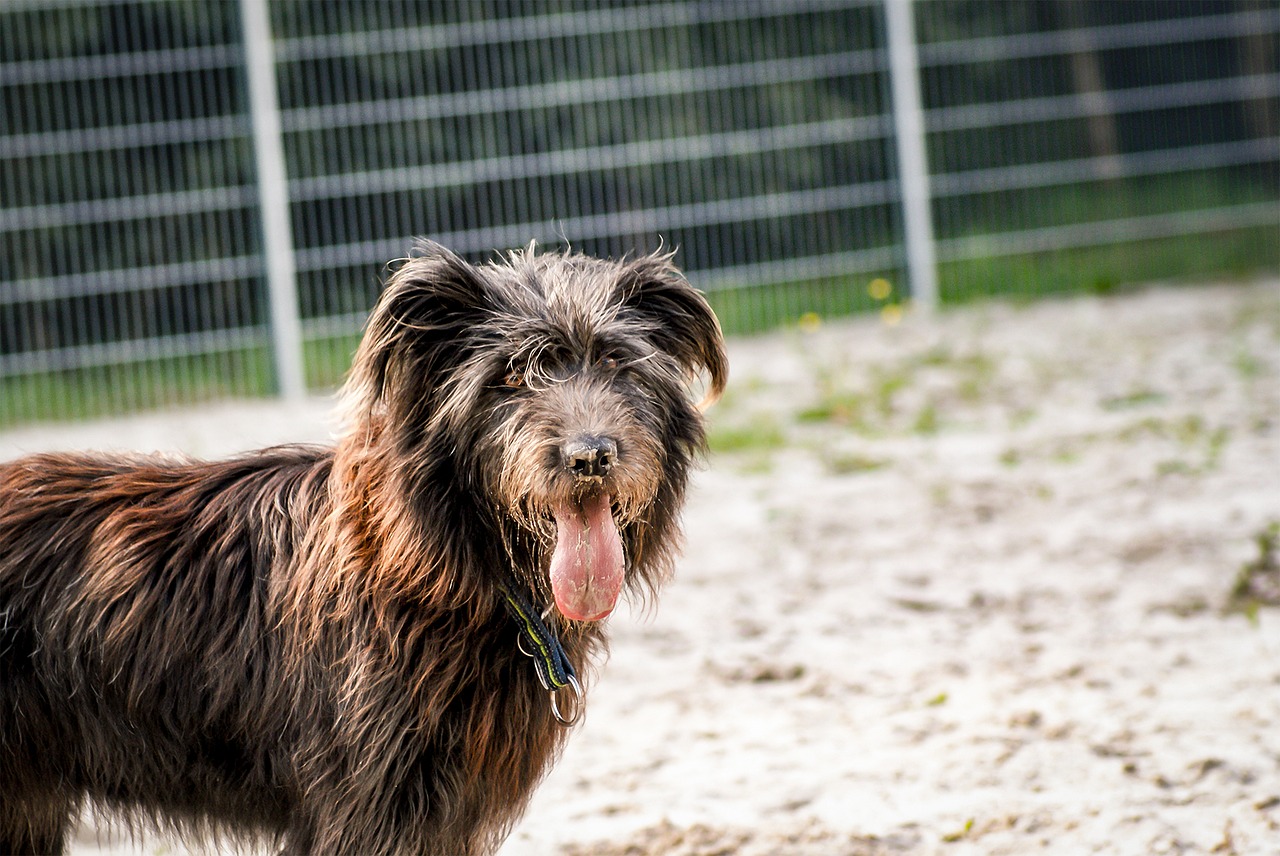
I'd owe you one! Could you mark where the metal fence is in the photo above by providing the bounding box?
[2,0,1277,425]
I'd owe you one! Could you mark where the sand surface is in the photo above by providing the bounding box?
[4,280,1277,855]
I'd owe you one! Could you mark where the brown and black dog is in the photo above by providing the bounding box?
[0,242,726,855]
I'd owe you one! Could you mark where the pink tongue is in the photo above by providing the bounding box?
[550,493,625,621]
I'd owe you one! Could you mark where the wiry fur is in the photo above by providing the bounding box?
[0,242,727,855]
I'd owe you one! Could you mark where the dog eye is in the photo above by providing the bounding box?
[598,354,620,371]
[503,371,525,388]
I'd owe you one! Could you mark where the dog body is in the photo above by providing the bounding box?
[0,244,726,855]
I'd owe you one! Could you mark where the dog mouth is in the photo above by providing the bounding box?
[549,491,625,621]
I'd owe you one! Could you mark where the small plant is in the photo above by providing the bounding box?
[1232,343,1262,381]
[1205,426,1231,469]
[912,401,940,435]
[1226,522,1280,619]
[942,817,975,843]
[953,351,997,404]
[797,390,869,429]
[1101,389,1167,411]
[825,452,889,476]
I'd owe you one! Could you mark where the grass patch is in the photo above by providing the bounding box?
[1101,390,1167,411]
[0,334,365,429]
[304,333,361,390]
[0,347,276,428]
[797,392,869,427]
[1232,342,1263,382]
[912,401,940,435]
[1155,458,1197,477]
[937,172,1277,302]
[707,417,788,474]
[939,224,1275,304]
[955,353,997,403]
[871,366,911,419]
[705,268,900,337]
[824,452,890,475]
[1226,522,1280,620]
[797,344,1002,438]
[1147,415,1231,473]
[706,419,788,455]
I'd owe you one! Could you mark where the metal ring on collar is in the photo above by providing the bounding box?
[549,673,583,727]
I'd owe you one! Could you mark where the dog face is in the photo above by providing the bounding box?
[346,242,727,621]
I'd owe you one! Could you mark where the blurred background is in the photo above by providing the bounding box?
[3,6,1279,852]
[1,0,1277,426]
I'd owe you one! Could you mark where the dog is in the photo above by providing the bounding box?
[0,242,727,855]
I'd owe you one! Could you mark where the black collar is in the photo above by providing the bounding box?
[498,573,583,726]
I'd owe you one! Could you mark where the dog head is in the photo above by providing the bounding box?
[345,241,727,621]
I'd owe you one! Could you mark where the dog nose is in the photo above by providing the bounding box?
[562,437,617,480]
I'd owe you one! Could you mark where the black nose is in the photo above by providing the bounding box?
[562,436,618,480]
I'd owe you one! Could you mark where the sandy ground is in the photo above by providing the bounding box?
[3,279,1278,855]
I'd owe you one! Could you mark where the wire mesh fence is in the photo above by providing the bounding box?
[915,1,1279,302]
[1,0,1276,426]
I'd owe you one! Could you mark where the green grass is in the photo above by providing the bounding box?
[911,402,940,435]
[711,175,1276,333]
[706,419,788,455]
[2,174,1274,427]
[1003,414,1233,476]
[1101,390,1168,411]
[825,452,890,475]
[705,417,789,474]
[0,335,365,429]
[1226,521,1280,620]
[707,270,898,336]
[798,392,871,429]
[939,225,1276,304]
[0,348,276,428]
[710,231,1274,339]
[938,171,1277,302]
[795,341,1000,440]
[304,333,362,390]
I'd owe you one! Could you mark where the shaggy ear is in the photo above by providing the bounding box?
[348,241,491,409]
[617,253,728,406]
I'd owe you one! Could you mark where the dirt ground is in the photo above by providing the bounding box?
[3,279,1277,855]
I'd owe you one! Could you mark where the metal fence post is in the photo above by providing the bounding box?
[239,0,306,400]
[884,0,939,311]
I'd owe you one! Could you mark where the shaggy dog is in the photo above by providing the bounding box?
[0,242,727,855]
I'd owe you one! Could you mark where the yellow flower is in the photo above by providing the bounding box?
[797,311,822,333]
[880,304,903,326]
[868,278,893,301]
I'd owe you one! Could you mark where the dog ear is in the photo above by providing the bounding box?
[350,240,491,408]
[618,253,728,407]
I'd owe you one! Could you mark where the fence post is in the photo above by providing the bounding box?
[239,0,306,400]
[884,0,938,311]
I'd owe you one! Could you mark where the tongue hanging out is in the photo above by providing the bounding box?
[549,492,625,621]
